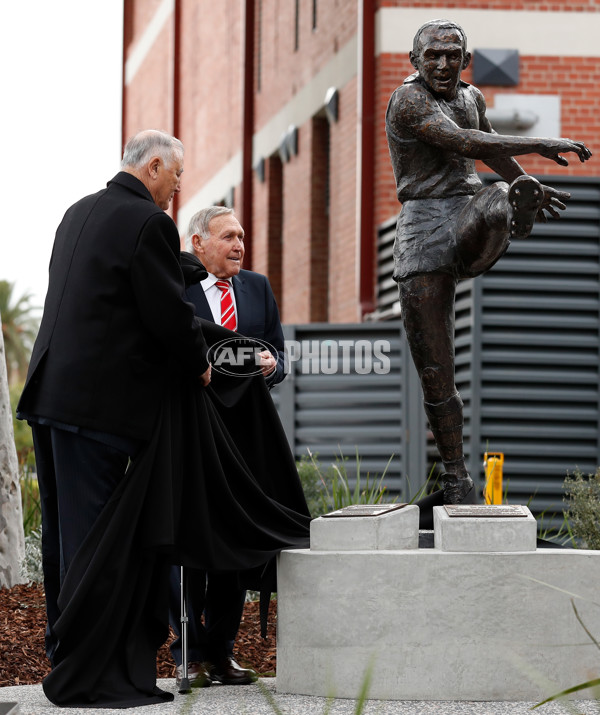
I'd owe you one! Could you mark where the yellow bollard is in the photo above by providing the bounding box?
[483,452,504,504]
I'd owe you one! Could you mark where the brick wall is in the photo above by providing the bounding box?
[122,17,174,143]
[329,77,360,322]
[124,0,245,209]
[252,156,284,306]
[251,87,358,323]
[124,0,164,49]
[178,0,243,205]
[254,0,358,131]
[374,53,411,228]
[252,1,361,323]
[281,122,312,322]
[480,56,600,177]
[251,161,269,277]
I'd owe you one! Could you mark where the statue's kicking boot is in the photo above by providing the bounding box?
[443,473,474,504]
[508,175,544,239]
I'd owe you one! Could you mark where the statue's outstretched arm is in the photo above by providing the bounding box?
[393,84,592,165]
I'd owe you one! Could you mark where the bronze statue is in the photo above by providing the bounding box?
[386,19,592,504]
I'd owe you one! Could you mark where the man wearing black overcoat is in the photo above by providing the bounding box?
[17,130,211,704]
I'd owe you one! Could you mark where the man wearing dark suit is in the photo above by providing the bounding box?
[185,208,286,387]
[169,206,286,688]
[17,130,211,680]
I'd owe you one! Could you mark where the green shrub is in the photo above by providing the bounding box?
[535,509,574,547]
[563,467,600,549]
[296,449,394,518]
[296,453,331,518]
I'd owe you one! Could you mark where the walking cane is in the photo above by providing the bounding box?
[178,565,191,693]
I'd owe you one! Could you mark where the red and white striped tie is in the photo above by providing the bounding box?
[215,280,237,331]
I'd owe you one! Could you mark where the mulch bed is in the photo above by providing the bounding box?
[0,582,277,687]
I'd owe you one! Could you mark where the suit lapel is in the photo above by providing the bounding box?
[186,283,214,322]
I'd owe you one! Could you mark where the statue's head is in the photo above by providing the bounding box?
[409,20,471,100]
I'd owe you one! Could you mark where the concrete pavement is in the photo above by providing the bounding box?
[0,679,594,714]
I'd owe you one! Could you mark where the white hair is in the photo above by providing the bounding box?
[184,206,234,253]
[121,129,184,169]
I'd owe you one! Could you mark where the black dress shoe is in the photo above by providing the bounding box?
[208,657,257,685]
[176,661,212,689]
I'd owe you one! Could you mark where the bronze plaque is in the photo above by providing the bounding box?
[322,504,408,518]
[444,504,528,518]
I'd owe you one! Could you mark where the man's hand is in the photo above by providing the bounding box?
[536,184,571,222]
[199,364,212,386]
[538,139,592,166]
[257,350,277,378]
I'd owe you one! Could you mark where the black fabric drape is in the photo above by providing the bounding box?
[40,254,447,707]
[42,322,311,708]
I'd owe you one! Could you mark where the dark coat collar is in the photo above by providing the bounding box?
[107,171,155,203]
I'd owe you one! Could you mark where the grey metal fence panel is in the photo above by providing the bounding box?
[455,177,600,521]
[377,215,400,318]
[270,322,427,500]
[464,176,600,519]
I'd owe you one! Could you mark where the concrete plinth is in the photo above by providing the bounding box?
[310,504,419,551]
[433,505,537,552]
[277,511,600,701]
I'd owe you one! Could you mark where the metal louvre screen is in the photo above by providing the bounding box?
[459,175,600,519]
[270,322,425,499]
[377,215,401,319]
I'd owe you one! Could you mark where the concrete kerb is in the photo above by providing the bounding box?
[0,680,597,714]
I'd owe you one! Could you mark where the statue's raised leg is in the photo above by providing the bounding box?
[457,174,545,277]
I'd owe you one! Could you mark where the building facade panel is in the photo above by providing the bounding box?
[177,0,244,206]
[254,0,358,132]
[123,20,174,142]
[280,121,313,322]
[251,160,271,278]
[329,77,360,322]
[124,0,168,57]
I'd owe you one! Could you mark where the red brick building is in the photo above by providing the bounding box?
[122,0,600,325]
